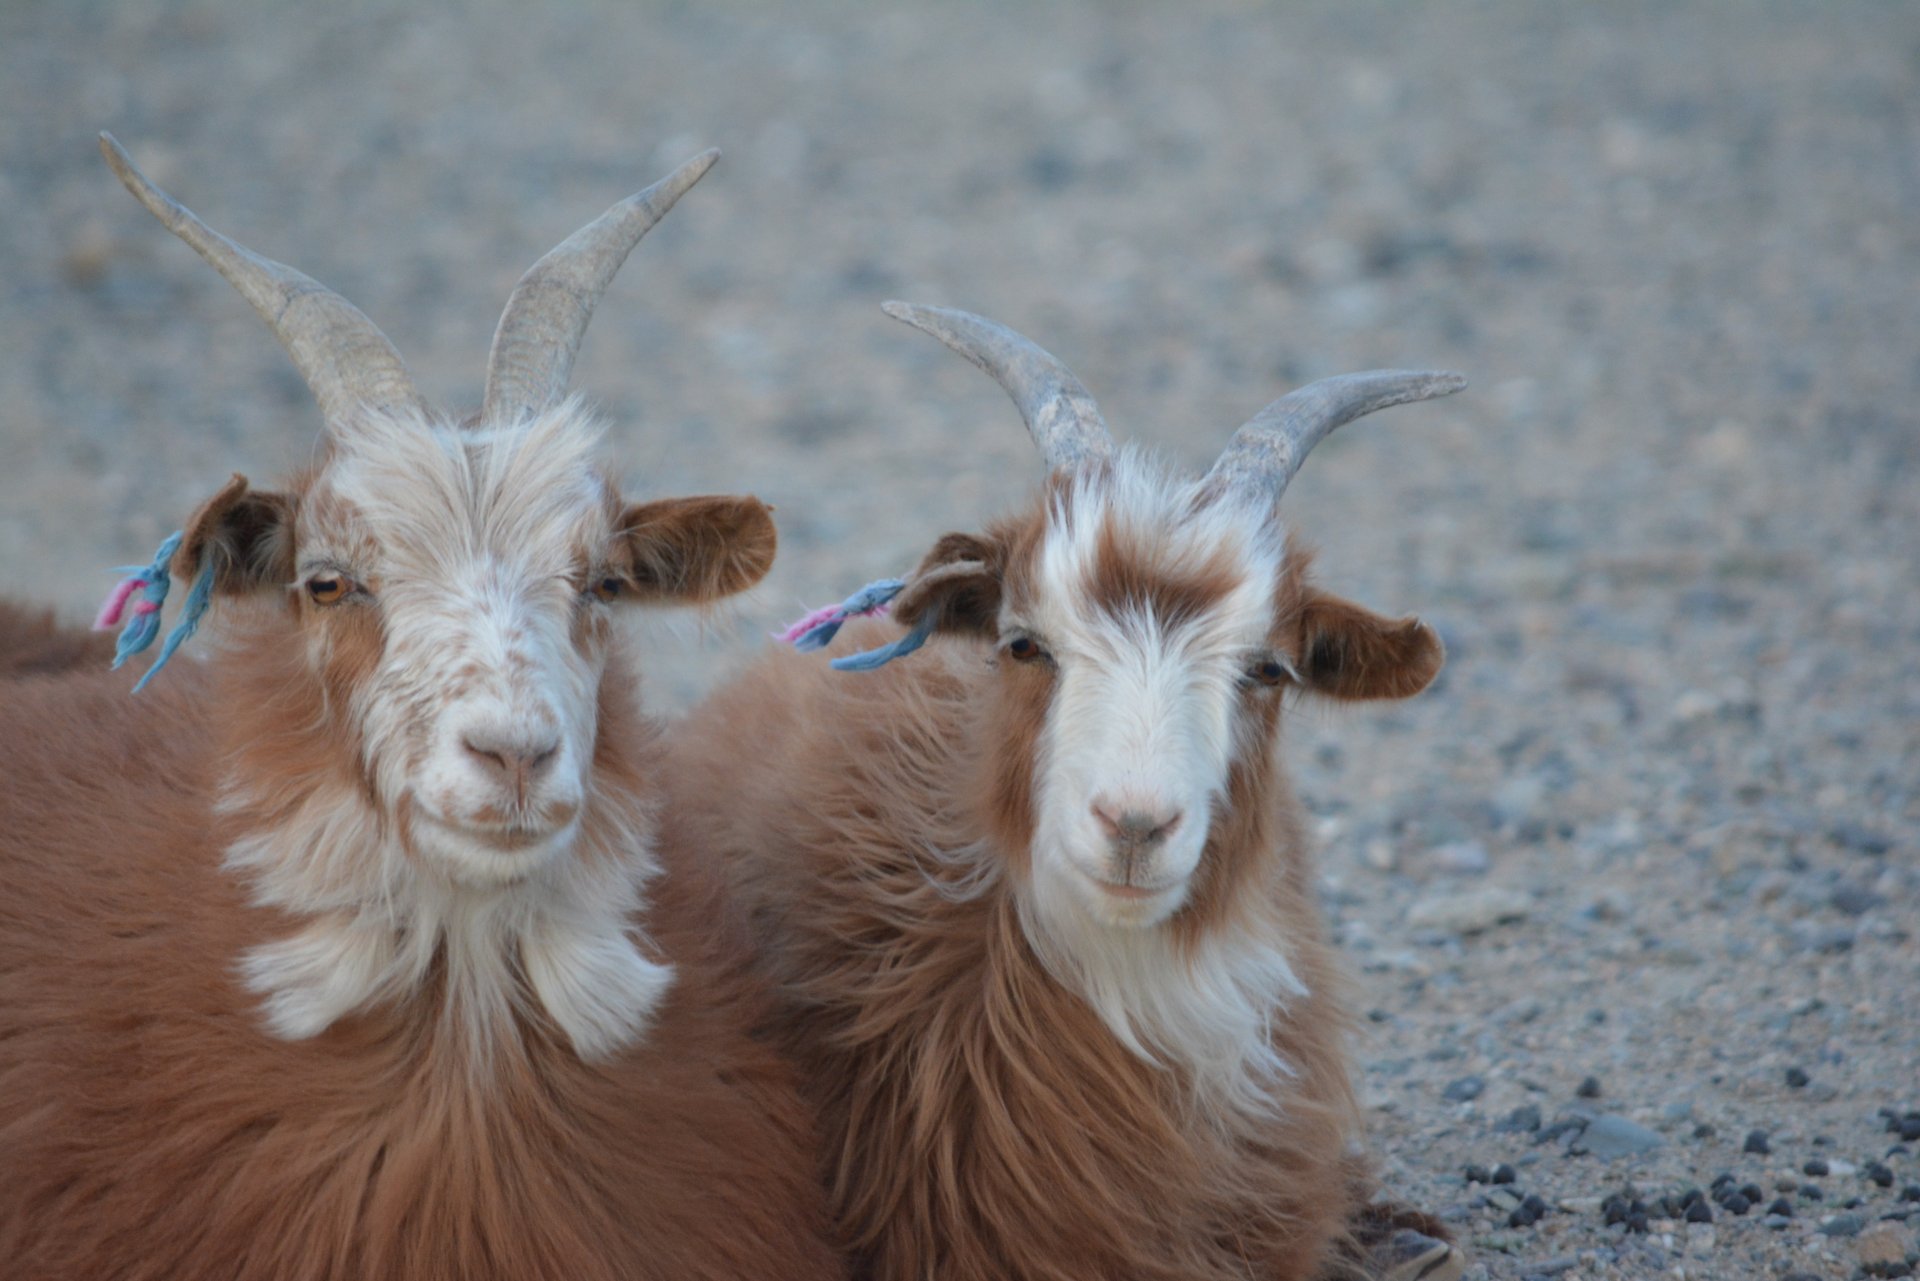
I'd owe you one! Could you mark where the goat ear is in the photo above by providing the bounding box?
[890,532,1003,638]
[175,473,296,595]
[1291,587,1444,701]
[617,495,777,604]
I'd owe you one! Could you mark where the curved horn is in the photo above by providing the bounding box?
[1201,370,1466,504]
[881,302,1112,473]
[100,133,425,429]
[482,149,719,423]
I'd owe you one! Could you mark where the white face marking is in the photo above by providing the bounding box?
[225,400,673,1063]
[1017,457,1285,930]
[309,406,616,887]
[996,451,1309,1115]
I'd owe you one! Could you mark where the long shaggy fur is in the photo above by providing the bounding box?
[0,619,842,1281]
[665,609,1359,1281]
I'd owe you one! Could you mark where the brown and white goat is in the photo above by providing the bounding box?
[0,136,841,1281]
[665,304,1464,1281]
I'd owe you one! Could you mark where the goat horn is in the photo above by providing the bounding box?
[100,133,426,430]
[482,149,719,424]
[1201,370,1466,504]
[881,303,1113,473]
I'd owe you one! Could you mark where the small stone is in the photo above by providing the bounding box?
[1785,1066,1811,1088]
[1692,1122,1716,1139]
[1854,1221,1911,1270]
[1430,839,1491,875]
[1819,1212,1866,1237]
[1799,1185,1824,1201]
[1625,1210,1650,1234]
[1576,1075,1603,1099]
[1902,1184,1920,1203]
[1581,1114,1667,1159]
[1762,1213,1792,1230]
[1463,1164,1492,1185]
[1765,1197,1794,1218]
[1497,1104,1543,1133]
[1660,1100,1693,1124]
[1721,1193,1751,1215]
[1902,1117,1920,1143]
[1491,1163,1518,1185]
[1508,1193,1549,1227]
[1739,1182,1763,1204]
[1804,1158,1830,1177]
[1444,1075,1486,1102]
[1683,1199,1713,1224]
[1744,1129,1772,1154]
[1488,1187,1523,1213]
[1405,887,1532,934]
[1830,882,1885,916]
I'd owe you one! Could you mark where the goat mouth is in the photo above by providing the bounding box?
[428,816,573,854]
[1088,878,1176,902]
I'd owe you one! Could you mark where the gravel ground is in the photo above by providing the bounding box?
[4,4,1917,1278]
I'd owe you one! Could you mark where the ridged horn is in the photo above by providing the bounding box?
[482,149,719,423]
[1201,370,1466,503]
[100,132,425,430]
[882,302,1113,473]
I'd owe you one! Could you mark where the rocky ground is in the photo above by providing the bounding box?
[3,3,1916,1277]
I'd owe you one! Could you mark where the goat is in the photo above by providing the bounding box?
[664,304,1465,1281]
[0,135,842,1281]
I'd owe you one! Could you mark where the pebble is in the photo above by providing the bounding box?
[1745,1129,1773,1154]
[1576,1075,1603,1098]
[1443,1074,1486,1102]
[1683,1199,1713,1224]
[1785,1065,1811,1088]
[1508,1193,1550,1227]
[1490,1162,1518,1185]
[1765,1197,1794,1218]
[1804,1157,1830,1177]
[1903,1184,1920,1203]
[1854,1221,1912,1270]
[1405,886,1532,934]
[1429,839,1491,875]
[1903,1117,1920,1143]
[1497,1104,1543,1133]
[1819,1211,1867,1237]
[1579,1114,1667,1159]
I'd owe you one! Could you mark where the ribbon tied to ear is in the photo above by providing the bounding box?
[93,529,217,692]
[777,576,936,672]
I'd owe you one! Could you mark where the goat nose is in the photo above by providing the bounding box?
[461,731,559,787]
[1090,797,1183,849]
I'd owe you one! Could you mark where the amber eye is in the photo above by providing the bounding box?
[1248,657,1289,687]
[1005,636,1046,663]
[306,575,353,606]
[589,576,624,603]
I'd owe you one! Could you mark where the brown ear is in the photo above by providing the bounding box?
[618,494,777,604]
[890,532,1003,637]
[173,473,297,595]
[1292,588,1444,701]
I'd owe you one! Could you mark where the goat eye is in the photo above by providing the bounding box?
[1005,636,1046,663]
[589,576,624,603]
[306,575,353,606]
[1248,657,1289,687]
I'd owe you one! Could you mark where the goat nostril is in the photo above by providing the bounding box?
[1091,799,1182,847]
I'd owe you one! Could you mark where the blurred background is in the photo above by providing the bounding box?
[3,4,1915,1277]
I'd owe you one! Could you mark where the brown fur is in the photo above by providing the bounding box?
[0,611,843,1281]
[662,547,1391,1279]
[0,601,114,677]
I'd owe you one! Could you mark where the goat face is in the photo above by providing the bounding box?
[897,454,1439,930]
[878,304,1458,936]
[178,407,773,889]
